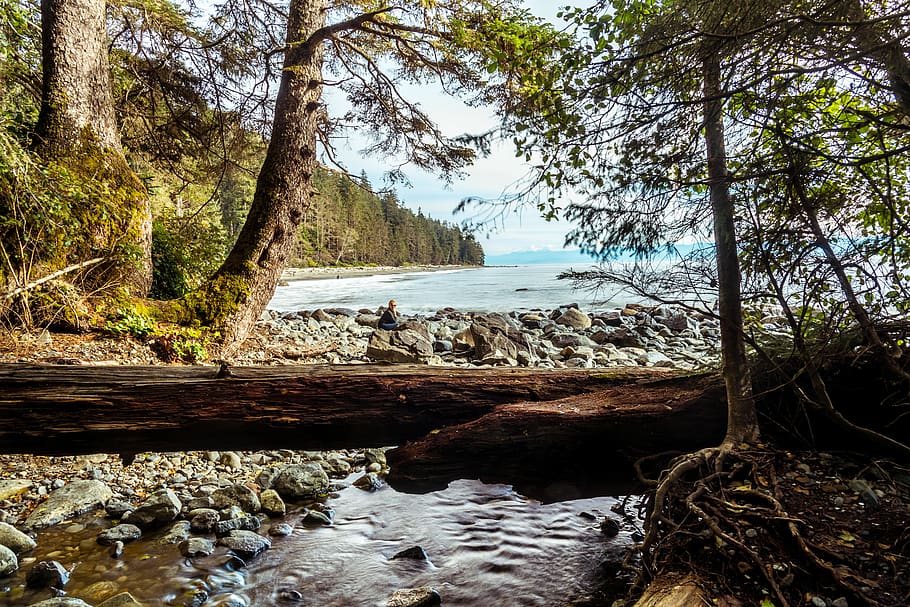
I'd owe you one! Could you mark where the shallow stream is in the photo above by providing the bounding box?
[1,479,635,607]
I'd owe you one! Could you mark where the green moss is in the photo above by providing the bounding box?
[178,273,252,327]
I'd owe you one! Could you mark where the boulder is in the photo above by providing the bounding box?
[272,464,330,500]
[157,521,191,545]
[0,543,18,576]
[123,489,181,528]
[366,321,434,363]
[0,521,36,554]
[555,307,591,329]
[214,516,261,536]
[25,480,112,529]
[469,313,530,362]
[189,509,220,533]
[0,480,31,501]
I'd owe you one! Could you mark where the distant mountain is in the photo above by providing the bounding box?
[485,244,709,266]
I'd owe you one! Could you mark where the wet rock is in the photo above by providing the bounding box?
[0,543,17,575]
[109,541,124,559]
[26,560,69,589]
[104,500,134,519]
[386,587,441,607]
[24,480,113,529]
[217,530,271,560]
[97,592,143,607]
[392,546,429,561]
[259,489,286,517]
[301,510,332,526]
[158,521,191,545]
[79,580,120,604]
[124,489,181,528]
[214,515,261,536]
[600,518,621,537]
[211,484,260,514]
[268,523,293,537]
[320,453,352,477]
[97,524,142,545]
[0,521,36,554]
[353,473,383,492]
[272,464,329,500]
[179,537,215,558]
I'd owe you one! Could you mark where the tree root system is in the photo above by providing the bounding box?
[630,447,910,607]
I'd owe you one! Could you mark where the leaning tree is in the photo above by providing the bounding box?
[175,0,557,353]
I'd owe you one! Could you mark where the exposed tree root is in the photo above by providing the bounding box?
[630,445,903,607]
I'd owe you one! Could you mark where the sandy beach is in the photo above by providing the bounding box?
[280,264,474,282]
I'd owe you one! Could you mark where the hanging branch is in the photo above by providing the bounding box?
[1,258,106,301]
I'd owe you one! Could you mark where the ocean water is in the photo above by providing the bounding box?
[268,264,649,316]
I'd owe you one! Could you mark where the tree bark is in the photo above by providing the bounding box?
[703,53,759,446]
[197,0,327,353]
[0,364,673,454]
[34,0,152,294]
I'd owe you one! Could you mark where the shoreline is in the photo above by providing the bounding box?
[280,264,478,282]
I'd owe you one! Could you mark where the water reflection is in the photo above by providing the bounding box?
[1,479,634,607]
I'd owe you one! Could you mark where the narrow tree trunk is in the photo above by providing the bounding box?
[34,0,152,294]
[844,0,910,114]
[703,54,759,446]
[194,0,327,353]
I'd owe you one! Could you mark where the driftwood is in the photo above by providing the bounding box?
[0,363,726,498]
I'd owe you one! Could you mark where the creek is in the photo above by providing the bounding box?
[1,478,636,607]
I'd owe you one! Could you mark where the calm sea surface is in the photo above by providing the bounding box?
[269,264,648,315]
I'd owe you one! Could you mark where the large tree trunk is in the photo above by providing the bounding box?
[193,0,327,353]
[34,0,152,294]
[703,54,759,446]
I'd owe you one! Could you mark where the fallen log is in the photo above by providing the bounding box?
[0,363,677,456]
[386,372,727,500]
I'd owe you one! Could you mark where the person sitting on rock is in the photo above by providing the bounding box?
[379,299,399,330]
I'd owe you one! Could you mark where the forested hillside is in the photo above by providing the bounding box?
[277,169,483,268]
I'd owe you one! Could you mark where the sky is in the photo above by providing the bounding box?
[330,1,579,257]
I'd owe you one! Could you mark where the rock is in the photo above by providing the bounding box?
[24,480,112,529]
[600,518,621,537]
[0,480,32,501]
[555,307,591,329]
[189,509,220,533]
[97,592,144,607]
[211,484,261,514]
[366,322,434,363]
[0,543,18,576]
[386,587,442,607]
[392,546,429,561]
[23,600,92,607]
[301,510,332,526]
[353,473,384,492]
[124,489,182,528]
[268,523,294,537]
[259,489,286,517]
[109,541,124,558]
[220,452,243,470]
[214,516,261,536]
[26,560,69,589]
[217,530,271,560]
[179,537,215,558]
[272,464,329,500]
[637,351,672,366]
[97,524,142,545]
[0,521,36,554]
[104,500,134,519]
[363,448,387,468]
[158,521,191,545]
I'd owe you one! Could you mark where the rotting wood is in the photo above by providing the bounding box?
[0,364,684,455]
